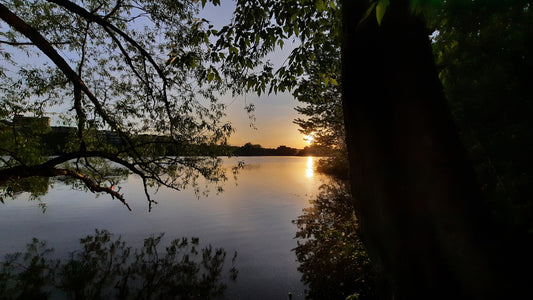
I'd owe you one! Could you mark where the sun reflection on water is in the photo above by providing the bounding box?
[306,156,314,178]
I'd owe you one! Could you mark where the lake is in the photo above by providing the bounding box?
[0,156,325,299]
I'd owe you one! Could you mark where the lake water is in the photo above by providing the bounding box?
[0,156,325,299]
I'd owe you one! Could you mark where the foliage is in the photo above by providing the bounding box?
[432,0,533,230]
[0,0,235,209]
[190,0,336,96]
[293,180,375,299]
[0,229,238,299]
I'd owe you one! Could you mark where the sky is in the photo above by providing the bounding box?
[200,2,309,149]
[222,91,307,149]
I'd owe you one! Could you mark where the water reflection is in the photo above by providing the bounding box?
[0,157,324,299]
[0,229,237,299]
[293,179,376,299]
[306,156,314,178]
[0,176,50,204]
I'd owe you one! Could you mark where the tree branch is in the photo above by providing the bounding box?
[103,0,123,21]
[0,148,184,210]
[101,26,152,95]
[45,0,174,135]
[0,39,70,46]
[61,168,131,210]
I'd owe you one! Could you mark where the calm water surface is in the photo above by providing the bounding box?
[0,156,324,299]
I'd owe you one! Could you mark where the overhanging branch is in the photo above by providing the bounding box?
[61,168,131,210]
[0,150,170,210]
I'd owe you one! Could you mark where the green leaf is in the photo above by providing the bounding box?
[376,0,390,26]
[315,0,326,12]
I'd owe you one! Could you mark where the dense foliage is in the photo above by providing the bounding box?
[432,0,533,232]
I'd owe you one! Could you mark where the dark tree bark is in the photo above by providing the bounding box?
[340,1,526,298]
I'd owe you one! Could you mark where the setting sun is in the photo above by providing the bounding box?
[304,134,315,144]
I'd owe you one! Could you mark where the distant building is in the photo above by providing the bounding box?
[12,115,51,133]
[51,126,76,134]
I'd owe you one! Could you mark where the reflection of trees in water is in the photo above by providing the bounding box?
[0,176,50,199]
[242,163,261,171]
[0,176,52,211]
[1,165,130,210]
[293,180,375,299]
[0,229,237,299]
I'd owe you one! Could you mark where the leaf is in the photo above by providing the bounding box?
[358,1,377,27]
[376,0,390,26]
[315,0,326,12]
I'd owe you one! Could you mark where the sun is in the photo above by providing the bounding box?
[303,134,315,144]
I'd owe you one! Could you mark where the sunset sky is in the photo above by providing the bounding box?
[201,3,308,149]
[223,92,308,149]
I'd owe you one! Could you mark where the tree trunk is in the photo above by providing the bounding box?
[340,1,524,298]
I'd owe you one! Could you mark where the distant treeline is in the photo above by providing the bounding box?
[41,127,331,157]
[231,142,331,157]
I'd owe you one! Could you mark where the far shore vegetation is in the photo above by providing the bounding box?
[0,115,331,158]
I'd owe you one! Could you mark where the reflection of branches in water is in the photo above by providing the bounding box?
[0,176,51,211]
[0,229,238,299]
[0,164,130,212]
[293,180,375,299]
[242,163,261,171]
